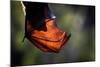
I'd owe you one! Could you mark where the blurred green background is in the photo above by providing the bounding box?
[11,1,95,66]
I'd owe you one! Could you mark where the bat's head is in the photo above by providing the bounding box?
[22,2,55,30]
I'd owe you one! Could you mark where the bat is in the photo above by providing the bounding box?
[22,1,71,53]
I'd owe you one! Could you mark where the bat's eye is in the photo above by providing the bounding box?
[51,15,56,19]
